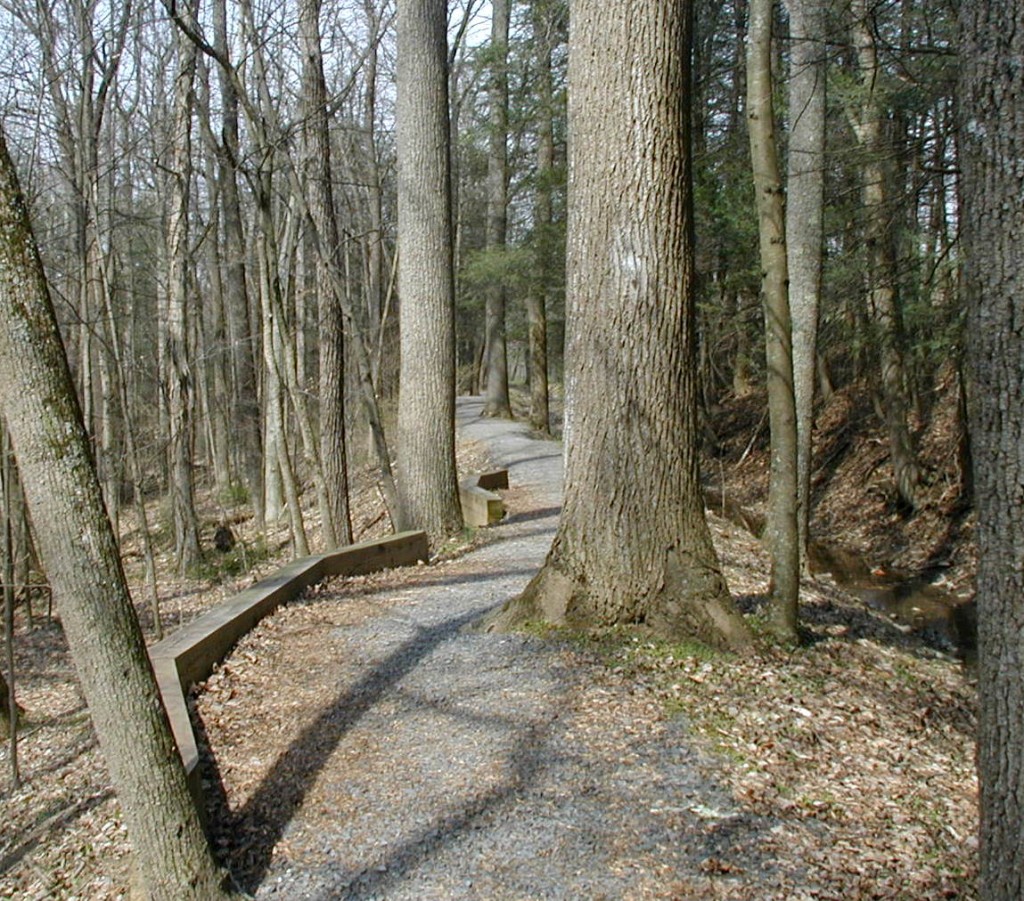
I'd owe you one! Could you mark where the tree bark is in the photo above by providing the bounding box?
[212,0,264,529]
[849,0,920,510]
[528,0,555,436]
[396,0,464,544]
[482,0,512,418]
[493,0,751,650]
[0,126,236,901]
[166,0,203,574]
[784,0,826,568]
[959,3,1024,897]
[299,0,352,549]
[747,0,799,641]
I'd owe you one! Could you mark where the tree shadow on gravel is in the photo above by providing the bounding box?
[316,718,551,900]
[198,607,486,892]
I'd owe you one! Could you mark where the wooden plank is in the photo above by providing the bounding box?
[475,469,509,491]
[148,529,429,793]
[460,483,504,526]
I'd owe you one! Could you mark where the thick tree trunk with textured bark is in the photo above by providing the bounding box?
[960,3,1024,897]
[482,0,512,418]
[493,0,751,650]
[784,0,825,567]
[747,0,799,640]
[396,0,463,543]
[0,127,236,901]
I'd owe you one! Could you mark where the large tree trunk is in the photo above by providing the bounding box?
[482,0,512,418]
[747,0,799,641]
[0,127,236,901]
[494,0,751,650]
[396,0,464,544]
[959,3,1024,897]
[849,0,920,510]
[784,0,826,568]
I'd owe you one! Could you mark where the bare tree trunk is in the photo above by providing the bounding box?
[784,0,826,568]
[211,0,264,530]
[496,0,751,650]
[396,0,464,543]
[960,4,1024,897]
[748,0,799,640]
[0,124,238,901]
[299,0,352,548]
[166,0,203,574]
[849,0,920,510]
[482,0,512,418]
[528,0,555,436]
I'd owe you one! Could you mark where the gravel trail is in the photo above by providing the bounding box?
[218,398,771,899]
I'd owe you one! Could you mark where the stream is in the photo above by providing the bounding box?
[705,486,977,661]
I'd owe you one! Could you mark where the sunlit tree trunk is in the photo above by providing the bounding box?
[396,0,463,543]
[527,0,555,436]
[496,0,751,650]
[748,0,799,640]
[0,124,238,901]
[784,0,826,568]
[166,0,203,574]
[299,0,352,547]
[482,0,512,418]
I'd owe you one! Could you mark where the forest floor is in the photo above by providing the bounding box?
[0,385,978,899]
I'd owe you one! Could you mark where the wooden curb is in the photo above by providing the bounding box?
[459,470,509,527]
[149,530,429,802]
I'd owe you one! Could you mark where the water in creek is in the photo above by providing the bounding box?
[807,542,977,662]
[705,486,977,661]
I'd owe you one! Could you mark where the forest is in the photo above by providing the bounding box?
[0,0,1021,898]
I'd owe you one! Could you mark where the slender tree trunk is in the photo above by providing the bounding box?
[166,0,203,574]
[528,1,554,436]
[784,0,826,568]
[212,0,264,530]
[496,0,751,650]
[748,0,799,640]
[849,0,920,509]
[0,125,238,901]
[299,0,352,548]
[482,0,512,418]
[960,3,1024,897]
[396,0,463,543]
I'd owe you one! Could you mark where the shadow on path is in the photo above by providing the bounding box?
[200,607,488,892]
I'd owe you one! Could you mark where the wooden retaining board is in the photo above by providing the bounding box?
[149,530,429,798]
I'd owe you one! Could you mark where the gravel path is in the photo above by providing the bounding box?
[210,398,773,899]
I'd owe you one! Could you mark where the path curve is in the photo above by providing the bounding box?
[210,398,769,899]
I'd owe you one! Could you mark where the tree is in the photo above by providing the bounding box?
[784,0,826,567]
[747,0,799,640]
[492,0,751,650]
[396,0,463,543]
[0,126,236,900]
[848,0,921,509]
[165,0,203,573]
[481,0,512,418]
[959,3,1024,897]
[299,0,353,548]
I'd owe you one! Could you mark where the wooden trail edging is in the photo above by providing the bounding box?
[460,470,509,526]
[149,530,430,801]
